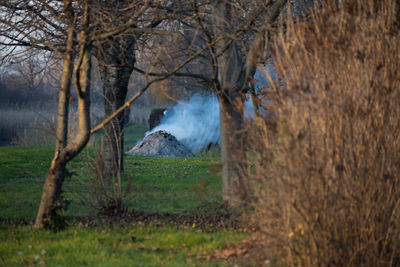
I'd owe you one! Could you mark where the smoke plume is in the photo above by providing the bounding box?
[148,94,220,152]
[146,64,275,153]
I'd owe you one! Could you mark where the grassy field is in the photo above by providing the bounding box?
[0,225,244,266]
[0,125,246,266]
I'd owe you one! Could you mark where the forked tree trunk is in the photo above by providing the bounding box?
[35,4,92,228]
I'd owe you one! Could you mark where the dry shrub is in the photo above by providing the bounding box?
[70,140,132,216]
[249,1,400,265]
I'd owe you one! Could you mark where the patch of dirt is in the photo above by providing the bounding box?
[196,236,270,266]
[0,209,243,232]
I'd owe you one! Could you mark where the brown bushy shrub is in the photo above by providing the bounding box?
[249,1,400,265]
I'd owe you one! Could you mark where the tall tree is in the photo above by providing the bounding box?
[98,35,135,178]
[36,0,93,228]
[0,0,151,227]
[134,0,287,205]
[95,2,142,179]
[209,0,287,205]
[0,0,93,227]
[93,0,166,178]
[1,0,214,227]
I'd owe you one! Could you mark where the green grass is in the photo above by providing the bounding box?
[123,156,223,215]
[0,146,223,219]
[0,146,53,181]
[0,224,245,266]
[0,124,223,218]
[0,146,53,219]
[0,124,243,266]
[62,154,224,218]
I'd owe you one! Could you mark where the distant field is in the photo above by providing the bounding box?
[0,104,151,147]
[0,124,242,266]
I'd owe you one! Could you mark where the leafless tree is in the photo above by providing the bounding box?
[121,0,289,206]
[145,0,287,205]
[205,0,281,205]
[0,0,224,227]
[0,0,315,225]
[0,0,154,227]
[92,0,174,179]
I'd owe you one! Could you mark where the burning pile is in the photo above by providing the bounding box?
[126,130,194,158]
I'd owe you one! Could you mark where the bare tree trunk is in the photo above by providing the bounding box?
[218,92,249,204]
[95,0,164,178]
[97,31,136,178]
[100,64,133,178]
[211,0,249,205]
[35,23,74,229]
[56,24,75,151]
[211,0,286,206]
[35,3,92,228]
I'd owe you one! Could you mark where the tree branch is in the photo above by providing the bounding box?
[131,65,210,82]
[90,0,151,41]
[91,32,228,134]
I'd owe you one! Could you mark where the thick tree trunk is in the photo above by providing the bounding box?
[218,92,249,204]
[211,0,249,206]
[98,34,136,178]
[211,0,287,206]
[100,65,133,178]
[35,5,92,228]
[35,46,92,228]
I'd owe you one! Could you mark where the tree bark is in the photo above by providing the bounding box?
[98,35,136,178]
[211,0,286,206]
[100,63,134,178]
[218,92,249,204]
[56,22,75,151]
[35,3,92,228]
[211,0,249,205]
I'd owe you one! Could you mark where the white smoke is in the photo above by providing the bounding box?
[145,63,276,153]
[147,93,220,152]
